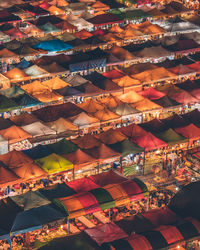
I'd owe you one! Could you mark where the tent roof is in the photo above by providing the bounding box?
[64,74,88,87]
[22,80,49,94]
[95,128,127,145]
[116,91,143,103]
[109,46,136,61]
[23,144,52,160]
[112,103,139,116]
[3,67,29,80]
[94,108,120,122]
[138,87,166,100]
[23,65,48,77]
[140,118,168,133]
[47,117,78,133]
[181,109,200,126]
[69,112,100,128]
[119,123,146,139]
[175,124,200,140]
[42,77,69,90]
[34,39,73,52]
[75,82,105,96]
[102,69,125,80]
[0,48,17,58]
[131,98,162,111]
[161,114,190,129]
[21,121,56,138]
[35,153,73,174]
[0,164,20,186]
[155,128,187,145]
[78,99,104,113]
[0,117,14,130]
[32,90,63,103]
[47,139,78,154]
[109,139,144,157]
[132,132,167,151]
[10,113,38,126]
[99,95,123,109]
[0,125,32,144]
[0,85,25,99]
[74,29,93,40]
[85,143,121,160]
[112,75,140,88]
[72,134,101,149]
[153,95,181,108]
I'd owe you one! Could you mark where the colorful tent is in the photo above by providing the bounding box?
[132,132,167,151]
[109,139,144,157]
[72,134,101,149]
[140,118,167,133]
[0,125,32,144]
[115,91,143,103]
[10,113,39,126]
[55,178,148,218]
[99,95,123,109]
[0,163,21,187]
[138,87,166,100]
[0,95,19,112]
[161,114,189,129]
[3,68,29,81]
[33,40,73,52]
[175,124,200,145]
[42,77,69,90]
[181,109,200,127]
[95,128,127,145]
[23,145,52,160]
[35,153,73,174]
[155,128,187,145]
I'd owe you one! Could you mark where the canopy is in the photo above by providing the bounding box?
[3,67,29,81]
[131,98,162,111]
[78,99,105,113]
[94,108,120,122]
[99,95,123,109]
[21,121,56,138]
[153,95,181,108]
[55,178,148,218]
[72,134,101,149]
[42,77,69,90]
[116,91,143,103]
[181,109,200,127]
[63,149,97,171]
[0,164,20,187]
[155,128,187,145]
[161,114,189,129]
[175,124,200,144]
[10,113,38,126]
[47,139,78,154]
[138,87,166,100]
[23,145,52,160]
[34,40,73,52]
[47,118,78,134]
[0,125,32,144]
[35,153,73,174]
[23,65,49,77]
[140,118,167,134]
[22,80,49,94]
[0,135,8,155]
[95,128,127,145]
[109,139,144,157]
[132,132,167,151]
[69,112,100,129]
[119,123,146,139]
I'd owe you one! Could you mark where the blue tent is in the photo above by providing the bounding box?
[23,144,52,160]
[33,40,73,52]
[12,93,42,107]
[16,59,31,69]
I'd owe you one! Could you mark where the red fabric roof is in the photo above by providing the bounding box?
[66,177,99,193]
[119,124,147,139]
[175,124,200,144]
[138,87,166,100]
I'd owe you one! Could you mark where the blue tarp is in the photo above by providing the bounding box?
[17,59,31,69]
[23,145,52,160]
[33,40,73,52]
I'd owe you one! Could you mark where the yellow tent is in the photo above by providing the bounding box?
[22,80,49,94]
[47,5,65,15]
[131,98,162,111]
[32,91,63,103]
[42,77,70,90]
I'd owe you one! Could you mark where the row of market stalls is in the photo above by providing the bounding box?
[0,171,148,241]
[1,109,200,182]
[39,181,200,250]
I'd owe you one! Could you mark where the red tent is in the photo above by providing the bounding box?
[138,87,166,100]
[131,132,167,151]
[72,134,101,149]
[103,69,125,79]
[175,124,200,145]
[0,163,21,187]
[119,123,147,139]
[66,177,99,193]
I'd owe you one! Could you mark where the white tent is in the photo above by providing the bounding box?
[68,18,94,31]
[0,74,10,90]
[21,121,57,138]
[47,117,78,133]
[69,112,100,129]
[65,74,88,87]
[164,21,200,33]
[134,45,172,58]
[0,135,8,155]
[23,65,50,78]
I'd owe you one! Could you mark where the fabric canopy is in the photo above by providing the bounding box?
[72,134,101,149]
[175,124,200,144]
[95,129,127,145]
[34,40,73,52]
[47,118,78,133]
[47,139,78,154]
[155,128,187,145]
[55,178,148,218]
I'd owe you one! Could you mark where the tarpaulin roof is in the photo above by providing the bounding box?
[155,128,187,145]
[0,125,32,144]
[42,62,66,73]
[102,69,125,80]
[132,132,167,151]
[47,139,78,154]
[99,95,123,109]
[161,114,190,129]
[69,112,100,128]
[95,128,127,145]
[11,191,50,211]
[13,94,41,108]
[63,149,97,171]
[124,63,157,75]
[23,144,52,160]
[168,64,195,75]
[119,123,146,139]
[0,85,24,99]
[94,108,120,122]
[21,121,56,138]
[34,39,73,52]
[55,86,82,97]
[22,80,49,94]
[115,91,143,103]
[10,113,38,126]
[32,90,63,103]
[0,164,20,187]
[75,82,106,96]
[109,46,136,61]
[0,48,17,58]
[14,45,40,56]
[47,117,78,133]
[72,134,101,149]
[140,119,168,133]
[74,29,93,40]
[42,77,69,90]
[35,153,73,174]
[181,109,200,126]
[109,139,144,157]
[165,38,200,52]
[78,99,105,113]
[23,65,49,77]
[138,87,166,100]
[55,178,148,218]
[38,22,61,34]
[66,177,99,193]
[3,67,29,81]
[175,124,200,142]
[134,46,171,58]
[112,103,139,116]
[64,74,88,87]
[131,98,162,111]
[112,75,140,88]
[153,95,181,108]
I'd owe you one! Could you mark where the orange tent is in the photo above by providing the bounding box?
[109,25,124,34]
[112,75,140,88]
[72,134,101,149]
[10,113,39,126]
[99,95,123,109]
[114,90,143,103]
[0,125,32,144]
[109,46,136,61]
[63,148,97,171]
[124,63,157,75]
[91,1,110,12]
[94,108,120,122]
[32,91,63,103]
[22,80,49,94]
[42,77,70,90]
[131,98,162,111]
[0,48,17,58]
[3,68,29,81]
[47,5,65,15]
[0,150,33,167]
[0,164,21,187]
[74,29,93,40]
[77,99,105,113]
[95,128,127,144]
[119,123,146,138]
[47,117,78,134]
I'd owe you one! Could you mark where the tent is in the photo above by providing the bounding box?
[181,109,200,127]
[138,87,166,100]
[72,134,101,149]
[103,69,125,80]
[66,177,99,193]
[64,74,88,87]
[131,98,162,111]
[175,124,200,145]
[95,128,127,145]
[109,139,144,157]
[38,23,61,34]
[12,94,42,108]
[3,67,29,81]
[115,91,143,103]
[0,163,21,187]
[0,135,8,155]
[0,85,25,99]
[84,143,121,161]
[23,65,49,77]
[0,117,13,130]
[55,178,148,218]
[119,123,146,139]
[74,30,93,40]
[78,99,105,113]
[32,90,63,103]
[134,46,171,59]
[21,80,49,94]
[161,114,189,129]
[23,144,52,160]
[63,149,97,171]
[94,108,120,122]
[21,121,57,138]
[75,82,106,97]
[132,132,167,151]
[0,125,32,144]
[112,103,139,117]
[109,46,136,62]
[99,95,123,109]
[140,119,168,134]
[112,75,140,88]
[10,113,39,126]
[0,48,17,58]
[47,139,78,155]
[47,117,78,134]
[41,62,66,73]
[153,95,181,108]
[35,153,73,174]
[42,77,69,90]
[168,64,196,76]
[69,112,100,129]
[55,86,82,98]
[155,128,187,145]
[88,13,123,27]
[33,40,73,52]
[14,45,41,56]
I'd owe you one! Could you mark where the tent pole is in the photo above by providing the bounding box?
[120,157,123,174]
[143,151,145,175]
[67,217,70,234]
[73,168,75,180]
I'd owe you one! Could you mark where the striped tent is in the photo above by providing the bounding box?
[55,178,148,218]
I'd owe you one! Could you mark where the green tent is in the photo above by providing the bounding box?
[0,85,25,98]
[122,9,151,20]
[35,153,73,174]
[156,128,188,145]
[47,139,78,155]
[109,139,144,157]
[0,95,19,112]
